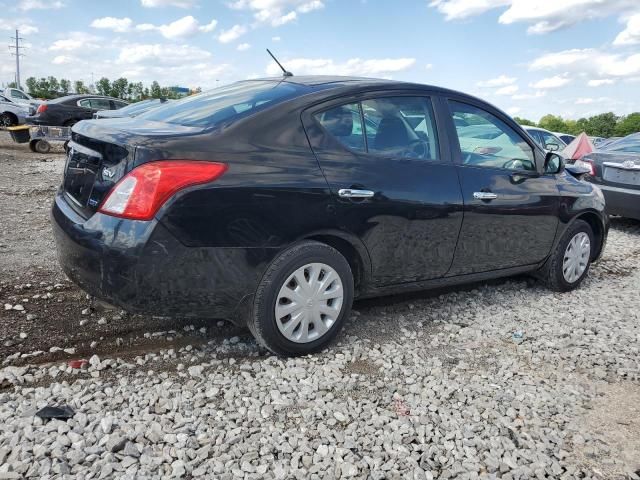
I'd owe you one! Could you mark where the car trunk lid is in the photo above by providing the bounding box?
[62,118,205,218]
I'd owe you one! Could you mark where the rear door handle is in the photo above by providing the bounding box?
[473,191,498,200]
[338,189,375,199]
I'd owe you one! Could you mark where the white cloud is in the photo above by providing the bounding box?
[0,18,38,35]
[265,57,416,76]
[506,106,521,115]
[575,98,594,104]
[237,42,251,51]
[530,48,640,79]
[49,32,101,51]
[17,0,64,11]
[477,74,517,87]
[574,97,612,104]
[530,75,571,89]
[272,36,281,42]
[429,0,640,34]
[117,43,212,65]
[495,84,519,95]
[425,63,433,70]
[218,24,248,43]
[587,78,615,87]
[614,13,640,46]
[141,0,196,7]
[135,16,218,39]
[229,0,324,27]
[511,90,546,100]
[52,55,73,65]
[91,17,133,33]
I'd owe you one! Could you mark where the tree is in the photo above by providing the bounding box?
[538,114,567,133]
[25,77,38,96]
[60,79,71,95]
[96,77,111,96]
[110,77,129,99]
[7,81,18,89]
[74,80,90,94]
[513,117,536,126]
[47,76,60,94]
[150,81,162,99]
[615,113,640,137]
[582,112,617,137]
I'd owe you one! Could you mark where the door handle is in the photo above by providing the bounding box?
[338,189,375,199]
[473,191,498,200]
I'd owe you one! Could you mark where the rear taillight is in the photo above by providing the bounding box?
[574,158,596,176]
[98,160,227,221]
[36,104,48,114]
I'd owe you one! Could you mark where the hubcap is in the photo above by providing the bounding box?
[562,232,591,283]
[275,263,344,343]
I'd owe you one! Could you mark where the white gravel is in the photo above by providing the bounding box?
[1,220,639,479]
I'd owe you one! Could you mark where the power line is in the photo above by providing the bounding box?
[9,29,26,88]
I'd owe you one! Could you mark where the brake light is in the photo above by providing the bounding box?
[574,158,596,176]
[98,160,227,221]
[36,104,48,114]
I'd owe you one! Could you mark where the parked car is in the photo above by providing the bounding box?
[94,98,171,119]
[571,133,640,220]
[554,132,575,144]
[0,94,29,126]
[28,95,128,127]
[589,136,606,147]
[522,126,567,151]
[52,76,608,356]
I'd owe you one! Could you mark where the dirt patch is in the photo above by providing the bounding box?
[572,382,640,478]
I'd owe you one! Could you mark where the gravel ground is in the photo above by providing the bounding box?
[1,131,640,479]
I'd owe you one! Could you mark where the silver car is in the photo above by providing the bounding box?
[0,94,29,126]
[572,133,640,220]
[522,126,567,152]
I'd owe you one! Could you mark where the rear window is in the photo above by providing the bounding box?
[138,81,306,127]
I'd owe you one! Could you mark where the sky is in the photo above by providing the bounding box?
[1,0,640,121]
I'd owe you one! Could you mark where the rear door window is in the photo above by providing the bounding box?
[89,99,112,110]
[315,103,365,152]
[361,97,439,160]
[314,96,439,160]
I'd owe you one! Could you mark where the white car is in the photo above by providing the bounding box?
[522,126,567,152]
[0,94,29,126]
[2,87,41,113]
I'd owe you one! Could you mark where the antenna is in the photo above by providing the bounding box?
[266,49,293,77]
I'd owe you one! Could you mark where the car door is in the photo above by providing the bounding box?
[303,93,464,286]
[77,98,95,120]
[444,99,560,275]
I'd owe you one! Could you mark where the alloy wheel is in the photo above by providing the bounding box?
[562,232,591,283]
[275,262,344,343]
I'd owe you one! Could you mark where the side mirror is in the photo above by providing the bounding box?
[544,152,564,174]
[545,143,559,151]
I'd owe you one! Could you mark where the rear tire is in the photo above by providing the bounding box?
[30,139,51,154]
[538,219,594,292]
[0,112,18,127]
[249,241,354,356]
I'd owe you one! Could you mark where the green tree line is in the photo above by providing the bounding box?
[514,113,640,138]
[22,76,193,102]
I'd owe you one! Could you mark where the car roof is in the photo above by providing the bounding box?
[49,94,120,104]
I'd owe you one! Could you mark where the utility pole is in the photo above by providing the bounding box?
[9,29,25,89]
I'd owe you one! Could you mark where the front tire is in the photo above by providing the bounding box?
[539,219,594,292]
[249,241,354,356]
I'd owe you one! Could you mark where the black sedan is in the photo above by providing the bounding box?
[52,76,608,356]
[572,133,640,220]
[28,94,128,127]
[94,98,171,119]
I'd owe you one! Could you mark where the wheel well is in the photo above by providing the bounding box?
[1,111,18,124]
[306,234,367,293]
[576,212,604,260]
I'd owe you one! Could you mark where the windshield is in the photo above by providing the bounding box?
[138,81,306,127]
[600,134,640,153]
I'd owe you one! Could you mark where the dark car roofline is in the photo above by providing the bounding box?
[48,94,126,104]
